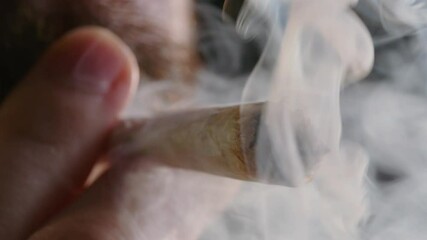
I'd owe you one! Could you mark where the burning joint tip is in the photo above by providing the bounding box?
[109,103,319,187]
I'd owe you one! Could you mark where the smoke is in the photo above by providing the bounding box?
[341,1,427,238]
[199,0,372,239]
[119,0,427,239]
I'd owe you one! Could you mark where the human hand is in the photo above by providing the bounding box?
[0,27,238,240]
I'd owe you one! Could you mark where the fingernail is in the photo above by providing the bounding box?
[39,28,134,94]
[72,37,126,94]
[37,27,138,107]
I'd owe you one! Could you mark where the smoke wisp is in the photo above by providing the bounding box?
[116,0,427,239]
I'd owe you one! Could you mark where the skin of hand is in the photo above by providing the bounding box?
[0,26,239,240]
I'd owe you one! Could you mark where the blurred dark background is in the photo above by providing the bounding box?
[0,0,260,103]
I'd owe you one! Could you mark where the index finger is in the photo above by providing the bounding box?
[30,158,240,240]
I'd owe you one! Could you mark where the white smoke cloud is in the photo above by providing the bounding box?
[119,0,427,239]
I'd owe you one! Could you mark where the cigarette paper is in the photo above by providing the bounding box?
[110,103,312,186]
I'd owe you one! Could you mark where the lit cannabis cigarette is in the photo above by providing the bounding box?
[110,103,315,186]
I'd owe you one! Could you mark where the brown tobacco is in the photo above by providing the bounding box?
[110,102,322,186]
[111,103,263,182]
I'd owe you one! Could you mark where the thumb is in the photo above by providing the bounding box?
[0,27,139,240]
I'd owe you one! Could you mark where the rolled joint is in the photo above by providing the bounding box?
[109,102,315,186]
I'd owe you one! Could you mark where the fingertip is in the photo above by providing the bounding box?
[0,27,139,239]
[32,26,140,112]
